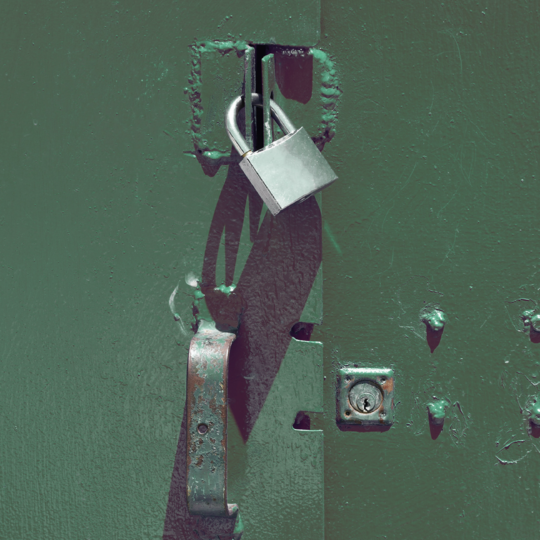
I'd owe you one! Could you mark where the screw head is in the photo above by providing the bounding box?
[197,423,209,434]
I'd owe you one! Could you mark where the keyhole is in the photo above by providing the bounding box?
[349,381,383,414]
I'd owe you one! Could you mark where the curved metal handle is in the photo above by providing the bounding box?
[186,320,243,537]
[225,93,297,156]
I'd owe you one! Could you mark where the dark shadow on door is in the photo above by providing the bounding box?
[162,159,322,539]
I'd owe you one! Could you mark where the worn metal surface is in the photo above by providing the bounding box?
[186,320,239,522]
[261,54,276,147]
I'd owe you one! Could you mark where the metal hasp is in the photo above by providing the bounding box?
[337,368,395,426]
[225,93,338,216]
[186,319,243,537]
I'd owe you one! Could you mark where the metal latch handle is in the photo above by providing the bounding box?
[225,93,296,156]
[186,320,243,536]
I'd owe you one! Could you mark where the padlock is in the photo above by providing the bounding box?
[225,93,338,216]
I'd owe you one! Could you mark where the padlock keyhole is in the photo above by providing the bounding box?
[363,398,371,412]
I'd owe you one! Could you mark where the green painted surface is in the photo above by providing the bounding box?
[316,1,540,538]
[2,1,540,538]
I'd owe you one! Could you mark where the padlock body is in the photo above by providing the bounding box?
[239,127,337,215]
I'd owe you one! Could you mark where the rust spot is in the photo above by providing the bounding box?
[209,396,218,414]
[382,378,394,392]
[186,327,236,506]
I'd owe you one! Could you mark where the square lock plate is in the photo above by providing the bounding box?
[336,367,394,426]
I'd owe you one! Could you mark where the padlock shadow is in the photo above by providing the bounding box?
[163,156,322,538]
[198,159,322,443]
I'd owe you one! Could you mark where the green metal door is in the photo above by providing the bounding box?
[2,1,539,539]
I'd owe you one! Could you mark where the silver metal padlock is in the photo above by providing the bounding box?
[225,93,337,216]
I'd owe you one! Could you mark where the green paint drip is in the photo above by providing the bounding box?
[420,304,447,331]
[427,399,450,424]
[233,509,244,537]
[528,398,540,426]
[193,288,213,324]
[324,220,342,256]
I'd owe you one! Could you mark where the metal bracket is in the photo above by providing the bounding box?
[186,319,243,537]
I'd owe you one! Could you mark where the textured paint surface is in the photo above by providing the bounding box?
[2,1,540,539]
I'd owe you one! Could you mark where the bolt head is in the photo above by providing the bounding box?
[197,423,209,434]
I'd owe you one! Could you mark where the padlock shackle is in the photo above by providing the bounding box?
[225,93,297,156]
